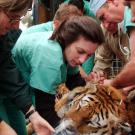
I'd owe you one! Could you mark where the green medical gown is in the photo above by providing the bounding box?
[12,31,67,94]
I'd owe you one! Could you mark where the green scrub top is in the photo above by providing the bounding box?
[83,0,95,18]
[123,6,135,33]
[12,31,67,95]
[82,54,95,74]
[67,65,79,75]
[21,21,94,76]
[22,21,53,35]
[22,22,80,75]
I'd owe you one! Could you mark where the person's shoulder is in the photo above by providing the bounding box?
[21,31,53,39]
[15,31,53,52]
[22,21,53,35]
[24,31,60,49]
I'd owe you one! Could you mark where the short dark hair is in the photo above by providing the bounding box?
[68,0,84,13]
[50,16,104,51]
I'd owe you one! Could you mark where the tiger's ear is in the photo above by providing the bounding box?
[56,83,69,99]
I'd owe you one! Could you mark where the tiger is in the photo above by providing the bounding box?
[54,82,132,135]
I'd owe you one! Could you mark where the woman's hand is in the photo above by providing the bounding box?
[29,111,55,135]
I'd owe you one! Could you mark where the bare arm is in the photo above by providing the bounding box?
[0,121,17,135]
[93,43,113,74]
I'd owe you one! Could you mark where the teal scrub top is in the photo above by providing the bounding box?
[67,65,79,75]
[22,21,53,35]
[82,54,95,74]
[83,0,95,18]
[123,6,135,33]
[21,22,80,75]
[12,31,67,95]
[21,21,94,76]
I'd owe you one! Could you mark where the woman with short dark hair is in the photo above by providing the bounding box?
[13,16,104,128]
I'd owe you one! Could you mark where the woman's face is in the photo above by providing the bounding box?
[64,36,98,67]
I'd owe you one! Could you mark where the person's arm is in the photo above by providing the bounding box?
[1,68,33,114]
[93,39,114,74]
[86,42,113,84]
[3,75,54,135]
[26,106,55,135]
[1,63,54,134]
[1,30,32,114]
[0,120,17,135]
[110,28,135,88]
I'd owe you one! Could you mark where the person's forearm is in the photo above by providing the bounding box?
[0,121,17,135]
[111,60,135,88]
[11,88,33,114]
[93,44,113,76]
[7,82,33,114]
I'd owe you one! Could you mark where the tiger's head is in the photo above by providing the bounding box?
[54,82,131,135]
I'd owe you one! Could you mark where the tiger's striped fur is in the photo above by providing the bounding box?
[55,82,131,135]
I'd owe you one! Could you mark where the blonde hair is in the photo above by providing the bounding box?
[0,0,32,12]
[53,3,82,22]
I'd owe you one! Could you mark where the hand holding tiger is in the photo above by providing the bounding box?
[86,71,106,84]
[29,111,55,135]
